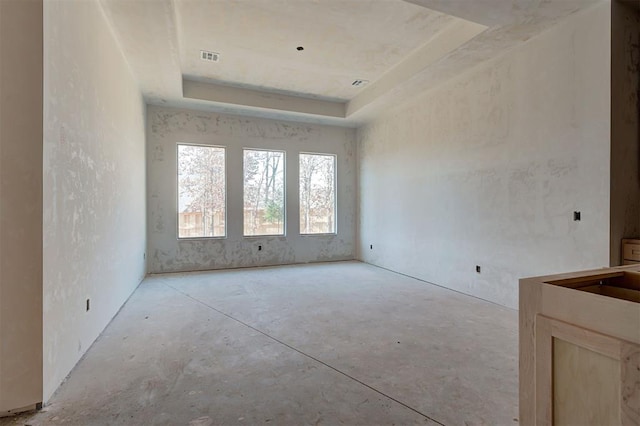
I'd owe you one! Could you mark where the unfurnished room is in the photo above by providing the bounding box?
[1,0,639,425]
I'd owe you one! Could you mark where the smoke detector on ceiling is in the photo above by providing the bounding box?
[200,50,220,62]
[352,79,369,87]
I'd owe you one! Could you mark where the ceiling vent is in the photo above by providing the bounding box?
[352,79,369,87]
[200,50,220,62]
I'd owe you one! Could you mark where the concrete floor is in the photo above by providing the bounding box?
[4,261,519,425]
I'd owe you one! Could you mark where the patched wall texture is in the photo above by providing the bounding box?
[358,3,611,309]
[43,0,147,401]
[147,106,356,273]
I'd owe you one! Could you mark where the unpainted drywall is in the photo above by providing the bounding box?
[43,0,147,401]
[610,0,640,265]
[358,3,611,309]
[0,0,43,414]
[147,106,356,273]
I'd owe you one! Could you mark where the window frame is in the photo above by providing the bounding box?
[242,147,287,237]
[176,142,228,240]
[298,151,337,236]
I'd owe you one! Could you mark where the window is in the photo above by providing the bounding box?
[299,153,336,234]
[243,149,285,236]
[177,144,226,238]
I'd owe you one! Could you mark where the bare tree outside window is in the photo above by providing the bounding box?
[177,144,226,238]
[243,149,285,236]
[299,153,336,234]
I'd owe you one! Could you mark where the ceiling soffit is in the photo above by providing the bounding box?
[98,0,601,126]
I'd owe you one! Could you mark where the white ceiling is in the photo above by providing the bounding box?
[177,0,455,101]
[99,0,601,127]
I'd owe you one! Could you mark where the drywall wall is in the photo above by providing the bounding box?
[147,106,356,273]
[358,2,611,309]
[43,0,146,401]
[0,0,43,414]
[610,0,640,265]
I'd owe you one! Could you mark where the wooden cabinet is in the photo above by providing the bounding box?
[520,265,640,425]
[622,239,640,265]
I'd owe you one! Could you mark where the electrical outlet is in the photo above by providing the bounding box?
[573,211,581,221]
[476,265,481,273]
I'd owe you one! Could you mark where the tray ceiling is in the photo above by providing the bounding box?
[98,0,600,126]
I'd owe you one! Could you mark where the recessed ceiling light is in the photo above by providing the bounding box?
[296,46,304,51]
[352,79,369,87]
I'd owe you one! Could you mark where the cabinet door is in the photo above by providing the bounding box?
[535,315,640,426]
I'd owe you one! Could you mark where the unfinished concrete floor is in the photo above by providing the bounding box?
[4,261,518,425]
